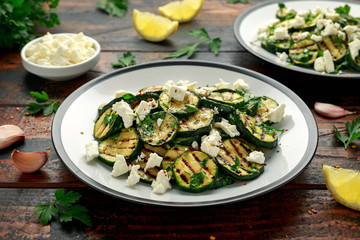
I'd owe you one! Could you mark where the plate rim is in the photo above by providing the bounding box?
[233,0,360,79]
[52,60,318,207]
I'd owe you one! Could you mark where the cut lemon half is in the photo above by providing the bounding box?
[323,164,360,211]
[133,9,179,42]
[158,0,204,23]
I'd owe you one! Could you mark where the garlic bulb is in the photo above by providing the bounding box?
[314,102,355,118]
[11,150,50,173]
[0,125,25,149]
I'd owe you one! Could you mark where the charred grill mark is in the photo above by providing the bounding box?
[291,42,316,51]
[229,140,244,159]
[180,174,189,184]
[181,157,195,173]
[217,154,232,167]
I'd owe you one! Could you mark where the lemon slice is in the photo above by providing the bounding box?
[323,164,360,211]
[133,9,179,42]
[158,0,204,23]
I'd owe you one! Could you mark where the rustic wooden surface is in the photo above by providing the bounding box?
[1,0,360,239]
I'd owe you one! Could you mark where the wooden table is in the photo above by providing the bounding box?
[1,0,359,238]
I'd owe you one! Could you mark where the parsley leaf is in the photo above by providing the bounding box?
[165,28,222,59]
[0,0,60,50]
[25,91,60,116]
[112,51,137,68]
[333,116,360,149]
[190,172,204,189]
[226,0,248,3]
[34,189,91,226]
[96,0,128,18]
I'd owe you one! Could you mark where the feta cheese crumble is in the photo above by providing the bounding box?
[268,103,286,123]
[157,118,163,127]
[112,100,135,128]
[214,118,240,137]
[144,153,163,172]
[276,52,288,63]
[169,85,187,101]
[111,154,129,177]
[135,100,155,124]
[195,87,213,97]
[323,50,335,73]
[246,151,265,164]
[151,169,172,194]
[126,165,141,187]
[233,79,249,91]
[200,129,222,157]
[274,27,290,40]
[349,39,360,59]
[85,141,99,162]
[215,79,230,89]
[314,57,326,72]
[25,32,96,66]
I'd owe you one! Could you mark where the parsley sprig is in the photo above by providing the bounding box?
[112,51,137,68]
[333,115,360,150]
[96,0,128,18]
[34,189,91,226]
[165,28,222,59]
[25,91,60,116]
[226,0,248,3]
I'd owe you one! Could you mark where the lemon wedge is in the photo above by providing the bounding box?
[158,0,204,23]
[133,9,179,42]
[323,164,360,211]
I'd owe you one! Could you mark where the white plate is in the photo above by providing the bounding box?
[233,0,360,78]
[52,60,318,207]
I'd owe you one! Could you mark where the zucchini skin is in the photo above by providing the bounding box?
[93,108,123,141]
[173,151,218,193]
[346,49,360,72]
[319,36,347,64]
[216,138,264,181]
[177,107,214,138]
[289,39,319,67]
[199,98,235,113]
[234,110,278,149]
[98,128,142,166]
[159,90,199,118]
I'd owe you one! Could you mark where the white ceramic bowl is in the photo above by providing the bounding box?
[21,33,100,81]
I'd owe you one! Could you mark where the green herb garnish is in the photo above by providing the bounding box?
[34,189,91,226]
[231,156,241,171]
[257,123,285,135]
[226,0,248,3]
[96,0,128,18]
[190,172,204,188]
[333,116,360,150]
[165,28,222,59]
[25,91,60,116]
[112,51,137,68]
[0,0,60,50]
[200,157,209,168]
[185,104,199,114]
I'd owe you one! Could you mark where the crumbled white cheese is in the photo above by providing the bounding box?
[111,154,129,177]
[344,25,359,35]
[214,118,240,137]
[200,129,222,157]
[186,82,197,92]
[310,34,322,42]
[289,16,305,28]
[215,79,231,89]
[112,100,135,128]
[274,27,290,40]
[177,80,190,86]
[259,32,268,39]
[162,80,175,91]
[258,24,269,34]
[114,90,135,98]
[325,11,340,21]
[316,19,332,30]
[314,57,325,72]
[268,103,286,123]
[169,85,187,101]
[85,141,99,162]
[297,10,310,18]
[144,153,163,172]
[126,165,141,187]
[195,87,213,97]
[135,100,153,124]
[233,79,249,91]
[276,52,288,62]
[214,107,219,114]
[25,32,96,66]
[191,141,199,150]
[321,24,338,37]
[151,169,172,194]
[293,31,309,41]
[157,118,163,127]
[200,111,208,120]
[337,30,346,39]
[246,151,265,164]
[323,50,335,73]
[349,39,360,59]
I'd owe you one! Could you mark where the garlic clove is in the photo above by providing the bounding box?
[314,102,355,118]
[11,150,50,173]
[0,125,25,150]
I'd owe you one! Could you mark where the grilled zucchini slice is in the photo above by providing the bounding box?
[159,90,199,117]
[347,48,360,72]
[216,138,264,180]
[207,89,243,106]
[98,128,141,166]
[162,145,190,177]
[255,97,279,122]
[199,98,235,113]
[289,39,319,66]
[318,35,347,64]
[137,111,179,146]
[290,13,323,32]
[139,85,163,95]
[276,4,296,20]
[130,143,170,183]
[93,108,123,140]
[177,107,214,137]
[234,110,278,149]
[173,151,218,193]
[261,35,291,54]
[173,135,201,146]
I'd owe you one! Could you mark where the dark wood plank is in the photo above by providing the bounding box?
[1,188,359,239]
